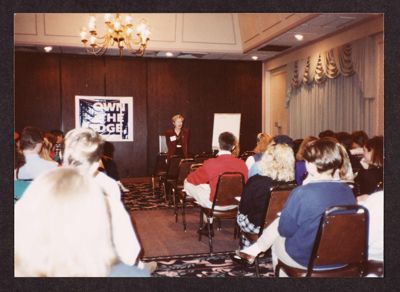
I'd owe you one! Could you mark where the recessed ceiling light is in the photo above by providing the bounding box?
[44,46,53,52]
[251,56,258,60]
[165,52,173,57]
[294,34,304,41]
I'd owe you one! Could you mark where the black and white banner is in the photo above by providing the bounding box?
[75,96,134,141]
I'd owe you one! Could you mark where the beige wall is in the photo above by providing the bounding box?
[269,69,289,136]
[376,33,384,135]
[262,15,384,137]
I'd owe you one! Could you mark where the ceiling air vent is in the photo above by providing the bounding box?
[258,45,291,52]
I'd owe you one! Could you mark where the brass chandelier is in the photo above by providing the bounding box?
[80,13,151,57]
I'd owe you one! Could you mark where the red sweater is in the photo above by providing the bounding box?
[186,154,248,202]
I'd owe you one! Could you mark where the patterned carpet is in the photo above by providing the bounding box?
[122,180,274,278]
[144,251,274,278]
[121,181,195,212]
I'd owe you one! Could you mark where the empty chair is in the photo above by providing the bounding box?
[198,172,245,253]
[169,158,195,222]
[151,153,168,197]
[275,205,369,277]
[180,163,203,231]
[161,155,182,204]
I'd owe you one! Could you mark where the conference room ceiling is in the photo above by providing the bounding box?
[15,13,377,61]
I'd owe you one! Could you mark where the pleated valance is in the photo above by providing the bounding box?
[285,36,378,107]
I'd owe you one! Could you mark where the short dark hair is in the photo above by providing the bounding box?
[318,130,335,139]
[218,132,236,151]
[20,126,44,150]
[335,132,352,151]
[352,131,369,148]
[365,136,383,167]
[303,138,344,175]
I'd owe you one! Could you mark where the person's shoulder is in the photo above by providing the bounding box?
[41,158,58,168]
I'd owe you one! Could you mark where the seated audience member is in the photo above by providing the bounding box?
[184,132,248,233]
[245,133,272,169]
[63,127,156,273]
[336,131,362,172]
[14,144,29,201]
[355,136,383,196]
[233,139,356,275]
[15,167,149,277]
[358,190,383,269]
[39,132,58,163]
[50,129,65,164]
[294,136,317,185]
[350,130,369,173]
[291,139,303,160]
[237,141,295,249]
[318,129,335,139]
[17,126,58,180]
[99,141,130,193]
[248,135,294,178]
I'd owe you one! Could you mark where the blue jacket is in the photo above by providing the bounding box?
[278,181,356,267]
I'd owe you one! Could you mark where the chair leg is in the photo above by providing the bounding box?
[233,223,238,239]
[255,257,260,278]
[198,209,204,241]
[182,193,187,232]
[151,175,155,196]
[207,216,213,254]
[162,181,167,203]
[173,188,178,223]
[217,218,222,231]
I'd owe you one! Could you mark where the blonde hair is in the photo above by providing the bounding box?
[259,143,295,181]
[296,136,317,161]
[337,142,355,182]
[39,137,55,162]
[15,167,117,277]
[171,114,184,123]
[231,138,240,157]
[254,133,272,154]
[63,128,104,172]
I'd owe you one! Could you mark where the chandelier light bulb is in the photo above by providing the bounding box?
[252,55,259,60]
[80,13,150,56]
[104,13,111,23]
[294,34,304,41]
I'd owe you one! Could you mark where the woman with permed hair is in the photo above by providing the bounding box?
[237,138,295,249]
[355,136,383,196]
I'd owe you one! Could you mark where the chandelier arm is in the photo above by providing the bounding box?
[81,14,150,57]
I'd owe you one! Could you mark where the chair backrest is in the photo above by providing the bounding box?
[194,152,214,163]
[213,172,245,207]
[190,163,203,172]
[153,153,168,175]
[263,183,296,229]
[166,155,182,179]
[176,158,195,185]
[308,205,369,272]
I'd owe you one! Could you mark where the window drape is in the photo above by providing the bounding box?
[285,35,378,139]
